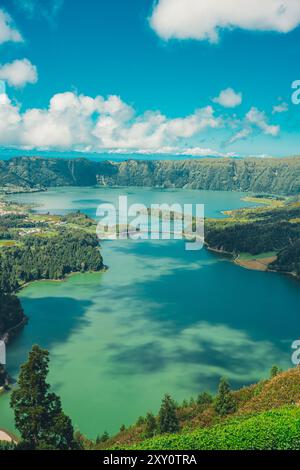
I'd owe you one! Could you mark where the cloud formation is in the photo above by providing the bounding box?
[0,92,223,152]
[0,80,280,157]
[272,102,289,114]
[0,9,23,44]
[228,128,252,145]
[0,59,38,88]
[213,88,242,108]
[150,0,300,42]
[0,90,280,155]
[228,107,280,145]
[246,107,280,136]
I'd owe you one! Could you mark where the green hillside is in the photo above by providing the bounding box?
[205,200,300,277]
[1,156,300,195]
[127,408,300,450]
[0,199,104,382]
[88,367,300,451]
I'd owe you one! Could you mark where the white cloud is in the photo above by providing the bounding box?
[0,92,222,152]
[0,9,23,44]
[246,107,280,136]
[213,88,242,108]
[110,146,237,158]
[272,102,289,113]
[150,0,300,42]
[0,59,38,88]
[0,93,22,146]
[228,128,252,145]
[178,147,237,158]
[0,91,280,155]
[228,107,280,145]
[92,104,221,151]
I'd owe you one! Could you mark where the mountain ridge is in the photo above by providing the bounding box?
[0,156,300,195]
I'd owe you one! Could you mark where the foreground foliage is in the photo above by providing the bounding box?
[214,378,237,416]
[127,408,300,450]
[10,345,78,450]
[92,367,300,450]
[158,394,180,434]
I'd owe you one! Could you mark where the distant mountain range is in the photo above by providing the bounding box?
[0,156,300,195]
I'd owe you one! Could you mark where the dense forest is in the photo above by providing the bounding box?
[0,231,103,294]
[271,240,300,276]
[1,156,300,195]
[0,206,103,294]
[205,201,300,277]
[0,205,104,379]
[0,294,25,337]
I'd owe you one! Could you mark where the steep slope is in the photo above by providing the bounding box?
[126,408,300,450]
[0,156,300,195]
[98,158,300,195]
[90,367,300,450]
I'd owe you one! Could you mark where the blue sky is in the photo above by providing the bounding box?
[0,0,300,158]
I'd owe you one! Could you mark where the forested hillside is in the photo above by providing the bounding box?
[0,294,24,338]
[0,201,104,359]
[1,156,300,195]
[97,158,300,195]
[205,200,300,277]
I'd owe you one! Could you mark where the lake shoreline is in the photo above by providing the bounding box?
[0,428,16,443]
[15,266,108,293]
[205,244,298,279]
[1,267,108,339]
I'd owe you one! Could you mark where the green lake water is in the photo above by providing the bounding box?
[0,187,300,438]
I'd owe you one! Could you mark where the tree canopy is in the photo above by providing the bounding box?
[10,345,77,450]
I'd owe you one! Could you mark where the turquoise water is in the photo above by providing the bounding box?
[1,187,299,438]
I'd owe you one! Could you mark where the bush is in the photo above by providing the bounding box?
[0,441,16,450]
[129,407,300,450]
[196,392,213,407]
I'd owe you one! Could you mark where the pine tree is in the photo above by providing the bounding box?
[270,365,282,378]
[214,378,237,417]
[96,431,109,444]
[158,394,179,434]
[144,412,157,438]
[197,391,213,407]
[10,345,76,450]
[136,416,145,426]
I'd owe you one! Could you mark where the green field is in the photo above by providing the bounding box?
[238,252,277,261]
